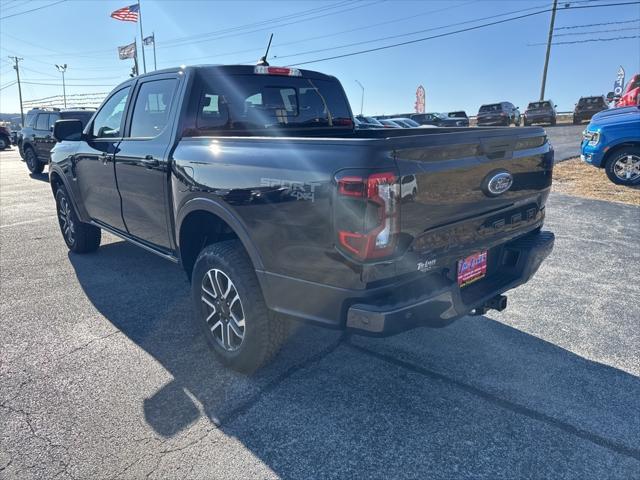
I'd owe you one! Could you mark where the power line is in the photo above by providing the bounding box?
[21,81,116,87]
[555,18,640,29]
[0,81,17,91]
[553,25,640,36]
[529,34,639,45]
[157,0,480,65]
[157,0,386,51]
[262,1,550,64]
[286,1,640,66]
[0,0,67,21]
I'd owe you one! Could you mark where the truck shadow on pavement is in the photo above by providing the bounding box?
[69,239,640,478]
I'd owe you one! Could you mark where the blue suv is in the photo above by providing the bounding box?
[581,106,640,186]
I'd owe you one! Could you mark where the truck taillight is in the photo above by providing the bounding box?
[336,172,399,260]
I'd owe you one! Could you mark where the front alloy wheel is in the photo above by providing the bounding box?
[201,268,246,351]
[606,150,640,186]
[57,194,76,246]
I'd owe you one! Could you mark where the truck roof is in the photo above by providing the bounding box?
[117,64,338,88]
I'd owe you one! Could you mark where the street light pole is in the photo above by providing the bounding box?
[355,80,364,116]
[55,64,68,108]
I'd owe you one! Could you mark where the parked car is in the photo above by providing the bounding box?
[20,108,94,173]
[390,117,421,128]
[50,64,554,372]
[410,112,465,127]
[523,100,557,126]
[477,102,521,126]
[581,106,640,186]
[0,125,11,150]
[447,111,470,127]
[613,73,640,107]
[355,115,384,128]
[379,119,404,128]
[572,96,608,124]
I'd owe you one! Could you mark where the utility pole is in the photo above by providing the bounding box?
[55,64,68,108]
[355,80,364,116]
[9,56,25,127]
[539,0,558,101]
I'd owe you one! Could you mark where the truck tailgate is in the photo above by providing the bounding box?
[391,127,553,256]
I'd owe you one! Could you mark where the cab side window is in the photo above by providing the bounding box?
[129,79,178,138]
[35,114,49,131]
[92,87,131,138]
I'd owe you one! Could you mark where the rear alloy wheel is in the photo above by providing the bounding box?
[55,187,101,253]
[191,240,288,373]
[605,148,640,186]
[24,147,43,174]
[201,268,246,352]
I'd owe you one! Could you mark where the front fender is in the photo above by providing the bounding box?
[175,195,265,271]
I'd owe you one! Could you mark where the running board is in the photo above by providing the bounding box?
[92,220,179,264]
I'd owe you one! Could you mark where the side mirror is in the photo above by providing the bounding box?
[53,119,83,142]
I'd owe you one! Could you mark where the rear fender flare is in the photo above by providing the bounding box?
[175,196,265,271]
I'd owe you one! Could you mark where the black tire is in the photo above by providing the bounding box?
[191,240,288,373]
[0,135,9,150]
[55,187,101,253]
[24,146,44,174]
[523,120,530,127]
[604,147,640,186]
[550,118,557,126]
[572,116,580,125]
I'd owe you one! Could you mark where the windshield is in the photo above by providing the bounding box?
[479,104,501,113]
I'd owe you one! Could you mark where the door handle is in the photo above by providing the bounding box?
[142,155,159,168]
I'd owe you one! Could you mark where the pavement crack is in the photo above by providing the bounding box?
[346,341,640,462]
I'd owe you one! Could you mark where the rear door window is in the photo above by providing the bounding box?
[48,113,60,130]
[129,78,178,138]
[35,114,49,131]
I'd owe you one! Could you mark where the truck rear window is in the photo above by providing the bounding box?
[527,102,550,109]
[191,73,353,135]
[578,97,605,106]
[479,104,501,112]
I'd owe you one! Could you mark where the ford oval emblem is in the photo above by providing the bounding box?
[483,170,513,197]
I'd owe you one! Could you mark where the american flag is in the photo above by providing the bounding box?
[110,4,139,22]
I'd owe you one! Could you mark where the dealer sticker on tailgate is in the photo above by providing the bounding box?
[457,251,488,287]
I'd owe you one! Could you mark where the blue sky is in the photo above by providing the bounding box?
[1,0,639,116]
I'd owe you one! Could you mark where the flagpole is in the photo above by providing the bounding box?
[134,37,139,76]
[137,0,147,73]
[152,32,157,71]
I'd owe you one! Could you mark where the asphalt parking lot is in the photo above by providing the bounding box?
[1,147,639,479]
[542,123,584,161]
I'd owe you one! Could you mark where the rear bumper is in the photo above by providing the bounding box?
[477,118,508,126]
[346,230,554,335]
[259,230,554,335]
[525,115,554,124]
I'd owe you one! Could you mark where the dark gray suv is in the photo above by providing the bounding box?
[20,108,94,174]
[523,100,557,126]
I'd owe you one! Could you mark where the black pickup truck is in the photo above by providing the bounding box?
[50,65,554,372]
